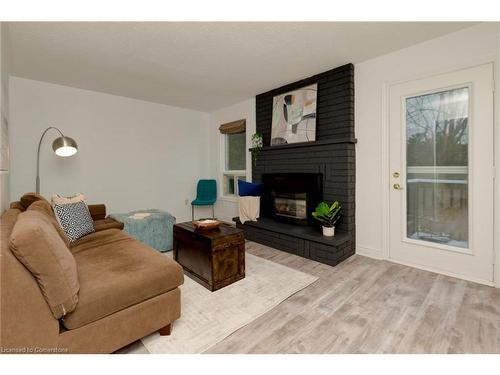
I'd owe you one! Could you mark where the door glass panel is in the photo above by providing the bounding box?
[406,87,469,248]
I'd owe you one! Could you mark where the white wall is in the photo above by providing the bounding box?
[0,23,11,214]
[355,23,500,286]
[9,77,210,222]
[208,98,256,222]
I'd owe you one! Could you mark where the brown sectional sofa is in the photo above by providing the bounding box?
[0,194,184,353]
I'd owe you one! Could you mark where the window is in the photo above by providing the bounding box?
[223,132,246,196]
[405,87,469,248]
[219,119,246,197]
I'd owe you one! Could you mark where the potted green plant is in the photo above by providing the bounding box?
[312,201,342,237]
[250,133,263,167]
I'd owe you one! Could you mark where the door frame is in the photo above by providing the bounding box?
[379,61,496,286]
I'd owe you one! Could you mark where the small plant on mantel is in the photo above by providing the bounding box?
[250,133,263,167]
[312,201,342,237]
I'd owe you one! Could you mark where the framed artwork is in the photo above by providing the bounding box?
[271,83,317,146]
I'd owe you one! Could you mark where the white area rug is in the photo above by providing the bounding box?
[141,253,318,354]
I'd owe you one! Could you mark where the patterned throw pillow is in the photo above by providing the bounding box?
[53,201,95,242]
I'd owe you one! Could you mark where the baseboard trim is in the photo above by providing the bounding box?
[356,245,496,287]
[356,245,384,260]
[387,258,494,287]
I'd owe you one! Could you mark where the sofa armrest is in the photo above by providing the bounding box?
[88,204,106,221]
[93,218,125,232]
[88,204,124,232]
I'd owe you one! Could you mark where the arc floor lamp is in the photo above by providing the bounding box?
[36,126,78,194]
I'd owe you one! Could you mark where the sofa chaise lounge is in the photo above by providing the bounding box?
[0,193,184,353]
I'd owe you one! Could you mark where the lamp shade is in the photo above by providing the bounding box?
[52,136,78,157]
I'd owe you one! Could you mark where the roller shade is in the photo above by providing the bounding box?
[219,119,246,134]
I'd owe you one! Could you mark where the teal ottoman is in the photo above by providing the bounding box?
[108,209,175,252]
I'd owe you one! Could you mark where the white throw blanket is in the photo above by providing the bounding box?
[238,196,260,224]
[128,212,152,220]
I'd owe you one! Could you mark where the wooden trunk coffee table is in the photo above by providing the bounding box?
[173,222,245,291]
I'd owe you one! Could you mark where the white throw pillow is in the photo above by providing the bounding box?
[51,193,86,206]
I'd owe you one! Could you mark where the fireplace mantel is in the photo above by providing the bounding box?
[250,137,357,152]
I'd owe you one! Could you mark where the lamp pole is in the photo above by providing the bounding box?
[36,126,78,194]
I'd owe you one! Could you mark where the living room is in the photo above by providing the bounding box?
[1,0,500,371]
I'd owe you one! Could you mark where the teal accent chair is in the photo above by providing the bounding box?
[191,179,217,220]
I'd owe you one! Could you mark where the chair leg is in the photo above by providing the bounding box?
[192,205,195,221]
[212,205,215,219]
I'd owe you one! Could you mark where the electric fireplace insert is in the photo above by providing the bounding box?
[261,173,322,225]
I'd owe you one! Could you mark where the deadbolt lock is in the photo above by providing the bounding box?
[393,183,403,190]
[393,172,400,178]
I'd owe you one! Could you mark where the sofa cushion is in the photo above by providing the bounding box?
[53,201,95,242]
[10,201,24,210]
[62,229,184,330]
[70,228,130,254]
[93,218,124,232]
[28,200,70,247]
[19,192,49,210]
[9,210,80,319]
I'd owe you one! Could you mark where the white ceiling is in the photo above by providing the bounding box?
[8,22,478,112]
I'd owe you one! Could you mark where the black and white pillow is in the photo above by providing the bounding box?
[53,201,95,243]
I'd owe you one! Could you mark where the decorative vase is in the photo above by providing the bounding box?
[322,226,335,237]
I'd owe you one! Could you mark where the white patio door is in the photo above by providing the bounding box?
[389,64,494,284]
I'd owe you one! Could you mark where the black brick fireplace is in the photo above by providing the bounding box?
[235,63,356,267]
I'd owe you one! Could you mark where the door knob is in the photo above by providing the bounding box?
[393,172,400,178]
[393,183,403,190]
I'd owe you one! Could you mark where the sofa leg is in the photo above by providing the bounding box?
[159,323,172,336]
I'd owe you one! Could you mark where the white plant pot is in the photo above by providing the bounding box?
[322,226,335,237]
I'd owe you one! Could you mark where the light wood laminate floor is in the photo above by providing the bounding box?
[119,241,500,354]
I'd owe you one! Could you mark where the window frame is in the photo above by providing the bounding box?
[220,130,247,201]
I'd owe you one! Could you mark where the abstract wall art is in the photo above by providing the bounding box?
[271,83,317,146]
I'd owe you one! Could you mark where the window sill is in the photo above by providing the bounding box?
[219,195,238,203]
